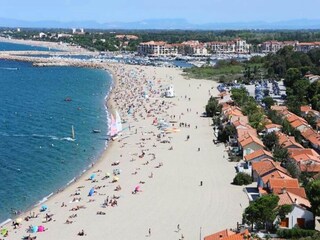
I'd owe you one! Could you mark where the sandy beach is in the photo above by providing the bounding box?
[0,55,249,239]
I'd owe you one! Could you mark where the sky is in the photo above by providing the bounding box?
[1,0,320,24]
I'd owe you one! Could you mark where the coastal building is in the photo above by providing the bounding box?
[264,123,282,133]
[252,159,290,188]
[296,42,320,53]
[238,134,265,156]
[208,38,251,54]
[39,32,47,38]
[244,149,273,163]
[277,191,314,229]
[204,229,251,240]
[115,34,139,40]
[137,41,178,56]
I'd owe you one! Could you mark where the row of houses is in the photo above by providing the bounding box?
[260,40,320,53]
[217,91,317,230]
[137,38,251,56]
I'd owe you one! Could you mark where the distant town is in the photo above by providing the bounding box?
[1,28,320,56]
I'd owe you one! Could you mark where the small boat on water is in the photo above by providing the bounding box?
[92,129,101,133]
[64,97,72,102]
[71,125,75,139]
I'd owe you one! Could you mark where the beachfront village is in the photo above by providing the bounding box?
[1,28,320,240]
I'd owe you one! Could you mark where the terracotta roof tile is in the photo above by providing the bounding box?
[204,229,236,240]
[252,159,288,177]
[278,191,311,208]
[268,178,299,189]
[244,149,273,161]
[301,105,312,113]
[239,134,265,148]
[265,123,282,129]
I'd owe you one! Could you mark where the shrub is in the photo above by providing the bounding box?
[233,172,252,185]
[276,228,317,239]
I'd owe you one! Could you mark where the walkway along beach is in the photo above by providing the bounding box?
[0,50,249,240]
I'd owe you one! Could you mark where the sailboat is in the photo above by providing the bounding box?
[115,110,122,134]
[71,125,75,140]
[110,114,118,137]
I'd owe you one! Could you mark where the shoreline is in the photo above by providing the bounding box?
[0,61,117,227]
[1,39,249,240]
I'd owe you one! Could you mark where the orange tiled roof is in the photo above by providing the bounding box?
[244,149,273,161]
[261,170,292,184]
[290,119,308,129]
[273,187,307,199]
[239,134,265,148]
[301,128,317,139]
[278,191,311,208]
[299,162,320,173]
[288,148,320,163]
[237,128,258,140]
[252,159,288,177]
[271,105,288,112]
[205,229,251,240]
[286,114,307,124]
[301,105,312,113]
[277,132,303,149]
[308,134,320,147]
[268,178,299,189]
[265,123,282,129]
[204,229,236,240]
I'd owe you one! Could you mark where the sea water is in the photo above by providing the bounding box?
[0,42,112,222]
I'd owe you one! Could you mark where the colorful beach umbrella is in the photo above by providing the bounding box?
[38,225,45,232]
[113,176,119,181]
[31,225,38,233]
[40,205,48,212]
[0,228,8,236]
[135,186,140,191]
[90,174,96,180]
[16,218,23,223]
[88,187,95,196]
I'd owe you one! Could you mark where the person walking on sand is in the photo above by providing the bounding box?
[177,224,181,231]
[148,228,151,236]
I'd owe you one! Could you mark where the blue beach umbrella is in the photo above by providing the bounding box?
[89,174,96,180]
[31,225,38,233]
[40,205,48,212]
[88,187,94,196]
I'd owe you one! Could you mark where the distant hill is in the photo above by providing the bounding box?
[1,18,320,30]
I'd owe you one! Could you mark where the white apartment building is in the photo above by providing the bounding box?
[208,38,251,54]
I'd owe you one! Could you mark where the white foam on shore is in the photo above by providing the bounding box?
[0,218,12,227]
[34,192,53,207]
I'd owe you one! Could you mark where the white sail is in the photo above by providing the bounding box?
[71,125,75,139]
[115,111,122,134]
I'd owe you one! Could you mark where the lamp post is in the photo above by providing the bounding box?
[199,226,202,240]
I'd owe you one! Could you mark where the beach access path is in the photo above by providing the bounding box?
[4,64,249,240]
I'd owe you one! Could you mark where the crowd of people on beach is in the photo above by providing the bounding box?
[1,63,204,240]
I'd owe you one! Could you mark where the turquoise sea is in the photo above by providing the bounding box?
[0,42,112,223]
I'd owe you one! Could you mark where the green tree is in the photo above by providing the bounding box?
[285,68,301,88]
[306,179,320,216]
[273,145,289,162]
[205,96,221,117]
[243,194,291,231]
[262,96,276,110]
[217,124,236,143]
[263,132,279,151]
[233,172,253,185]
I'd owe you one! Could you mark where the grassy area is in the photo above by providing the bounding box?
[183,64,243,82]
[183,61,265,83]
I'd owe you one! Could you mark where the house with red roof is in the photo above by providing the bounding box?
[264,123,282,133]
[238,134,265,156]
[244,149,273,163]
[252,159,290,188]
[287,148,320,173]
[266,178,307,199]
[204,229,252,240]
[277,132,304,149]
[277,191,314,229]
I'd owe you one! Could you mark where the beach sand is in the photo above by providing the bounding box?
[2,63,249,240]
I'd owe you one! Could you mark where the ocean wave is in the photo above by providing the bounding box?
[0,67,18,71]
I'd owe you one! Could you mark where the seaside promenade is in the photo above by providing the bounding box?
[0,42,249,239]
